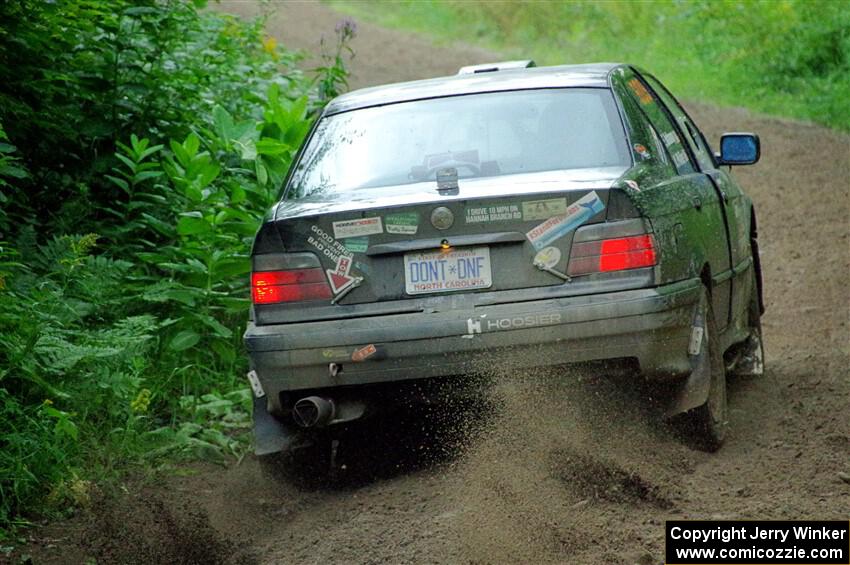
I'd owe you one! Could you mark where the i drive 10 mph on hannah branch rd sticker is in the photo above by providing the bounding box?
[404,246,492,295]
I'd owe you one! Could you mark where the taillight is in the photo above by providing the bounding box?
[251,268,332,304]
[568,234,657,276]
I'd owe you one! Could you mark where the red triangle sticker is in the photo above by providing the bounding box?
[326,255,356,294]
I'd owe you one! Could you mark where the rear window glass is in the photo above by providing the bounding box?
[286,88,630,200]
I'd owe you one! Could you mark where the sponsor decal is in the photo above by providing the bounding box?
[351,344,377,362]
[385,212,419,234]
[522,197,567,221]
[628,78,653,105]
[343,236,369,253]
[661,130,680,147]
[326,255,357,294]
[525,191,605,250]
[633,143,650,160]
[332,216,383,239]
[354,260,371,275]
[533,246,562,269]
[246,370,265,398]
[321,348,349,359]
[466,312,562,335]
[688,325,704,356]
[308,224,350,263]
[465,203,522,224]
[672,150,689,168]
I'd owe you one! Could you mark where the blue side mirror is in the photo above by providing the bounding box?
[717,133,760,166]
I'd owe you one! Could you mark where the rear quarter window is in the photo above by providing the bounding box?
[644,75,717,172]
[624,76,695,176]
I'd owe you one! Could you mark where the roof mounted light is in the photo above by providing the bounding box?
[457,60,536,75]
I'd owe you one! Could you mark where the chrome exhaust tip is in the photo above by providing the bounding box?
[292,396,335,428]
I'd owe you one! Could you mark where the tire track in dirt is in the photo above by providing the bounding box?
[27,2,850,563]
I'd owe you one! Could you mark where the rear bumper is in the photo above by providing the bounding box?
[245,278,702,400]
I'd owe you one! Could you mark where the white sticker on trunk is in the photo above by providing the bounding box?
[465,203,521,223]
[526,191,605,250]
[522,198,567,221]
[385,212,419,234]
[308,225,350,263]
[333,217,383,239]
[533,246,562,269]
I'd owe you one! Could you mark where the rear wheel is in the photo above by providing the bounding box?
[684,291,728,451]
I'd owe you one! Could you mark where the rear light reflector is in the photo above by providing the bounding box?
[252,268,332,304]
[568,234,657,276]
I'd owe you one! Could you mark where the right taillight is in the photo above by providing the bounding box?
[567,234,657,276]
[251,268,332,304]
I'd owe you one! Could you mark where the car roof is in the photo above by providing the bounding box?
[324,62,624,115]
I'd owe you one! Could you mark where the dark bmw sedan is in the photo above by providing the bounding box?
[244,62,765,462]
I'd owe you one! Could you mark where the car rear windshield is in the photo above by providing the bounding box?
[286,88,630,200]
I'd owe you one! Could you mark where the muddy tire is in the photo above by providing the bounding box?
[684,292,728,451]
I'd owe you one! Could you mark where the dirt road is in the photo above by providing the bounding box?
[25,2,849,563]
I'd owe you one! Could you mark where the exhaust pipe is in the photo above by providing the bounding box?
[292,396,335,428]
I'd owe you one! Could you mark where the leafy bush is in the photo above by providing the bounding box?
[0,0,352,536]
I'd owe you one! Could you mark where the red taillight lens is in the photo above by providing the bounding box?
[251,268,332,304]
[568,234,657,276]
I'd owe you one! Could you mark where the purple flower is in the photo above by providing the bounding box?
[335,17,357,40]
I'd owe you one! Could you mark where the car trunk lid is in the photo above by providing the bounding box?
[256,168,624,317]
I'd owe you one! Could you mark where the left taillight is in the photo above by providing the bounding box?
[251,268,332,304]
[567,234,657,277]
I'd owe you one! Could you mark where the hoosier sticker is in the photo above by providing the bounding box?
[332,217,383,239]
[526,191,605,250]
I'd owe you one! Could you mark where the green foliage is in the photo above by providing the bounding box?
[0,0,353,537]
[336,0,850,131]
[0,125,27,233]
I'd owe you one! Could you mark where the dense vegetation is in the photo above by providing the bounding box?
[336,0,850,131]
[0,0,351,538]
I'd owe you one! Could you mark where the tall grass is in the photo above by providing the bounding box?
[335,0,850,131]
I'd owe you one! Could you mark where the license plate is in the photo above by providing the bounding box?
[404,246,492,295]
